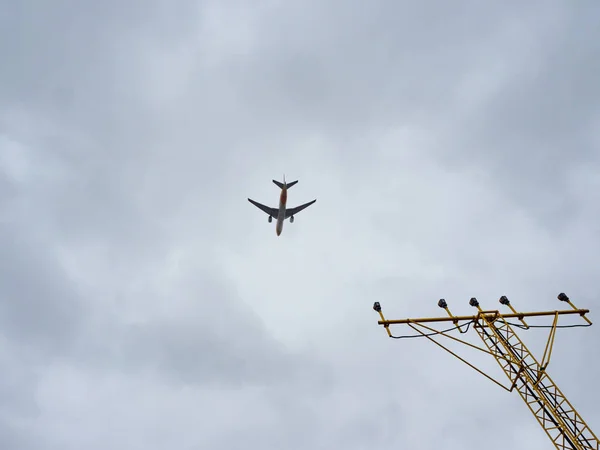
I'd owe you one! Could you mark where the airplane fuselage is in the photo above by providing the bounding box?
[276,186,287,236]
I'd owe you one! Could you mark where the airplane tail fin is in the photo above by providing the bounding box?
[273,179,298,189]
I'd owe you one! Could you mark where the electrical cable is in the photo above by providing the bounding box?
[390,320,474,339]
[507,321,592,330]
[389,320,591,339]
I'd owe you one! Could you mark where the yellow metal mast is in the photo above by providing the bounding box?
[373,293,598,450]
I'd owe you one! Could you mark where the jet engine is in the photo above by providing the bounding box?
[268,216,272,223]
[290,216,294,223]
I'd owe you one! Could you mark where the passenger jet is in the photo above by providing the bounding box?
[248,176,317,236]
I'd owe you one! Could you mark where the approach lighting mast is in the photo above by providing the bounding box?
[373,293,598,450]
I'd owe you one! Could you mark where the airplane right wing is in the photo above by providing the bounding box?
[285,199,316,218]
[248,198,279,217]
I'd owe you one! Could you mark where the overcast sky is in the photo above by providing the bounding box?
[1,1,599,449]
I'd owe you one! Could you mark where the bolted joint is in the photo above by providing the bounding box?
[557,292,569,302]
[469,297,479,307]
[373,302,382,312]
[438,298,448,309]
[499,295,510,306]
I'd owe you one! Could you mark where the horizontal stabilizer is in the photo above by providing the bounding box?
[273,179,298,189]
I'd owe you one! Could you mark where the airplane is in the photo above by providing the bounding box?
[248,175,317,236]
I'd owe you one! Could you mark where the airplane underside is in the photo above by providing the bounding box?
[248,177,316,235]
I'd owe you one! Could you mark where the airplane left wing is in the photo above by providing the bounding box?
[248,198,279,217]
[285,199,316,218]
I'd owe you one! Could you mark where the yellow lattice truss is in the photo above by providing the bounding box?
[374,293,598,450]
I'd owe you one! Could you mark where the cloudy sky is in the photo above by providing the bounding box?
[1,0,599,449]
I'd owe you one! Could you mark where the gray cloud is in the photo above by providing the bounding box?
[439,4,600,225]
[1,0,599,449]
[68,266,334,390]
[0,191,87,352]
